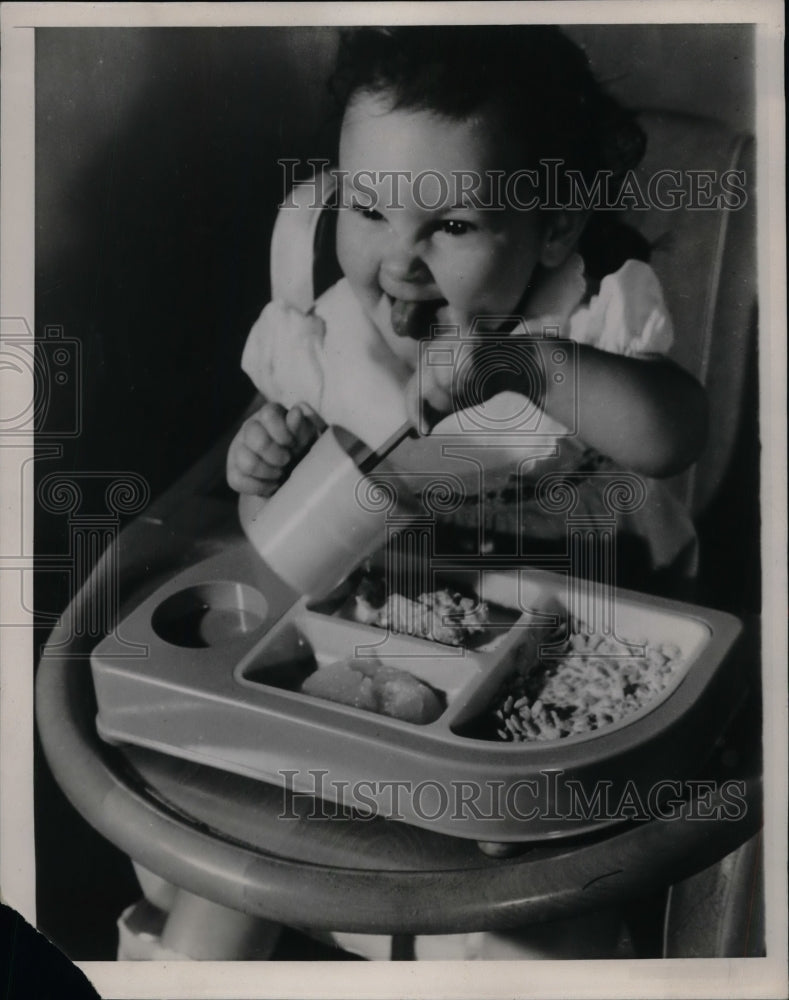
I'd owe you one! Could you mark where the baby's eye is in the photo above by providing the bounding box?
[352,202,384,221]
[439,219,473,236]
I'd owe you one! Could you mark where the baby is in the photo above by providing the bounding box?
[227,26,706,591]
[225,27,710,957]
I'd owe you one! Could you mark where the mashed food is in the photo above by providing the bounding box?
[352,574,491,647]
[300,656,444,724]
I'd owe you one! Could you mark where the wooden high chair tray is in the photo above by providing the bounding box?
[88,467,745,844]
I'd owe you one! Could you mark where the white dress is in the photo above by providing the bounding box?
[241,253,697,583]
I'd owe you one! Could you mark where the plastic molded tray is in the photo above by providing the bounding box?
[91,543,744,841]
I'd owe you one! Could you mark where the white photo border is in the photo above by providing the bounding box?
[1,2,785,998]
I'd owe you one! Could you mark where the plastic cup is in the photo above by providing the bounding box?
[239,426,413,598]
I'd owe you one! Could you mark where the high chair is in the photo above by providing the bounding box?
[36,109,761,961]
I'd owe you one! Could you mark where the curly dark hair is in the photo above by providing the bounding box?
[330,25,646,191]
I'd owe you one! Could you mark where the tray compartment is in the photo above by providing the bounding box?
[307,565,558,653]
[451,585,713,744]
[236,613,486,723]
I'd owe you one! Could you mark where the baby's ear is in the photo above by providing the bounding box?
[539,211,589,269]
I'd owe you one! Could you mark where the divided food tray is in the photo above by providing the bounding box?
[91,541,744,841]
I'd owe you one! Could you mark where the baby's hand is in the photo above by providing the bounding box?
[226,402,324,496]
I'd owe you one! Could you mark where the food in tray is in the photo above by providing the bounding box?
[351,572,491,647]
[300,655,444,724]
[479,627,683,742]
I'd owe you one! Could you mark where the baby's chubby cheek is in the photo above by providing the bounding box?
[443,245,542,330]
[335,213,375,286]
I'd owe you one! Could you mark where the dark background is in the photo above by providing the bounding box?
[33,25,757,960]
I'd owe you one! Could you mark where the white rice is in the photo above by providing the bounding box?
[491,626,683,742]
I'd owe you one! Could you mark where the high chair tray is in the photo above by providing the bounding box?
[91,540,744,842]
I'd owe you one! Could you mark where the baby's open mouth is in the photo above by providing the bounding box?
[387,295,448,340]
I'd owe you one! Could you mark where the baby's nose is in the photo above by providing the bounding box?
[381,240,433,286]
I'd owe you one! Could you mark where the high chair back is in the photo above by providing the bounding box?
[268,111,756,520]
[623,111,756,517]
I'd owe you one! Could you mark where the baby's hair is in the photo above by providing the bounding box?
[329,26,652,279]
[330,25,646,192]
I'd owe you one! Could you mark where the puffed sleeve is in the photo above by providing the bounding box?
[567,260,674,357]
[240,299,326,411]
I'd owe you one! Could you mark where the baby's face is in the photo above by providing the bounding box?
[336,92,550,368]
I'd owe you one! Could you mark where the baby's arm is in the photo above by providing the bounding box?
[410,340,708,478]
[536,343,707,477]
[226,401,324,496]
